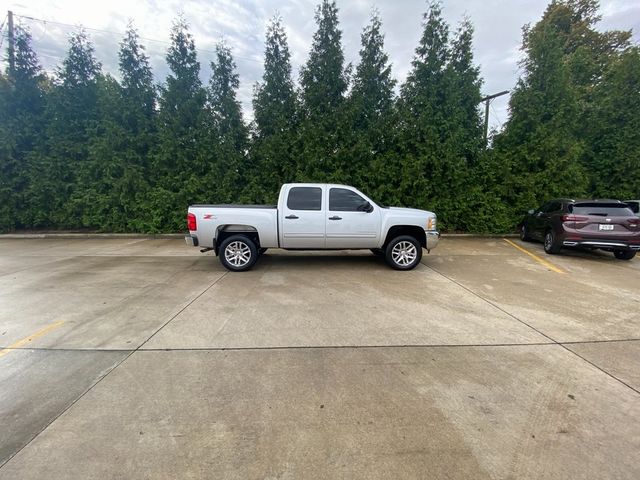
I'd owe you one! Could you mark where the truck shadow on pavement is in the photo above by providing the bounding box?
[251,251,408,271]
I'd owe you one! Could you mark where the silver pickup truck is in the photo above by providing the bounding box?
[185,183,439,271]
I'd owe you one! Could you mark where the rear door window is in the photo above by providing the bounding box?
[570,204,634,216]
[627,202,639,214]
[287,187,322,211]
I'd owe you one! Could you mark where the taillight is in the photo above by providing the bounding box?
[187,213,197,231]
[562,215,588,222]
[629,219,639,228]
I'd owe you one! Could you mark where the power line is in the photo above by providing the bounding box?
[14,13,263,64]
[490,102,504,129]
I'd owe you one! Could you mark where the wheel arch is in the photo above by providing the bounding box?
[215,225,260,254]
[383,225,426,249]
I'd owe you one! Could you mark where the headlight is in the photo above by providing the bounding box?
[427,217,437,231]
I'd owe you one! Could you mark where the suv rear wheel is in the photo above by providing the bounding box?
[385,236,422,270]
[543,230,562,254]
[219,235,258,272]
[613,249,636,260]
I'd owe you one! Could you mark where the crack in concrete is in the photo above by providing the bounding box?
[0,270,229,471]
[422,262,640,397]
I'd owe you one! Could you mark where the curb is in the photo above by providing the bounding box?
[441,233,519,238]
[1,233,519,239]
[0,233,185,239]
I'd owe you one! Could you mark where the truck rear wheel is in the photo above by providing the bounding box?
[219,235,258,272]
[385,236,422,270]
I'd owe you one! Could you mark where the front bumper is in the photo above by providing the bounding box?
[184,234,199,247]
[425,230,440,251]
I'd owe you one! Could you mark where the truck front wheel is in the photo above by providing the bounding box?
[219,235,259,272]
[385,236,423,270]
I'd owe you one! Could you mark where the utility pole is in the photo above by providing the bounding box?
[7,10,15,75]
[480,90,509,146]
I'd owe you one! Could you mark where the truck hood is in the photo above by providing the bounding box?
[387,206,435,217]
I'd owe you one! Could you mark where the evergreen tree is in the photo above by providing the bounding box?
[585,46,640,198]
[34,30,101,228]
[81,27,157,231]
[119,26,156,136]
[117,26,157,230]
[199,42,248,203]
[298,0,349,181]
[345,11,396,199]
[0,26,47,231]
[250,15,298,202]
[490,0,632,226]
[446,19,493,231]
[397,2,469,229]
[150,17,206,231]
[448,18,483,158]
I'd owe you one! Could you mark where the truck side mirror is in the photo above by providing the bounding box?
[360,201,373,213]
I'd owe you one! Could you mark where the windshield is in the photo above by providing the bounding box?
[570,204,634,217]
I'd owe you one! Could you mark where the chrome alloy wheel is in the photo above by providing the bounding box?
[224,241,252,267]
[391,241,418,267]
[544,232,553,250]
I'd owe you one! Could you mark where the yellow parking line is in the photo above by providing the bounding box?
[0,320,65,359]
[503,239,566,274]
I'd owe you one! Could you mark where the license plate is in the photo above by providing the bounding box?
[599,224,614,231]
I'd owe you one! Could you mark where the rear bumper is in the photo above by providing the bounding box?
[562,239,640,250]
[425,230,440,251]
[184,234,199,247]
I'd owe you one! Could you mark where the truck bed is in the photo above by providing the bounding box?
[188,204,279,249]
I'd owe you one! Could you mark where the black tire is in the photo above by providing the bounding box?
[370,248,384,256]
[384,235,423,270]
[219,235,259,272]
[520,224,532,242]
[543,230,562,254]
[613,249,636,260]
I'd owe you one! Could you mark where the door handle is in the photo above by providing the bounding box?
[328,216,342,220]
[285,215,299,219]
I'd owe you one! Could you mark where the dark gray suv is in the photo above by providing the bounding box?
[519,199,640,260]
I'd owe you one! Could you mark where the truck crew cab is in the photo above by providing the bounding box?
[186,184,439,271]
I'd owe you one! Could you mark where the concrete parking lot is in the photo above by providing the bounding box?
[0,236,639,479]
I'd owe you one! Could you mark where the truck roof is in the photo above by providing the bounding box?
[282,183,357,189]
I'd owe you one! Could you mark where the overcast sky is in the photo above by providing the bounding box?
[2,0,639,130]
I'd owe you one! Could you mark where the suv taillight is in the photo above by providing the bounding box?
[562,215,588,222]
[187,213,197,231]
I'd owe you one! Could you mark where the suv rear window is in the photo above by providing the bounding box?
[287,187,322,211]
[570,203,634,216]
